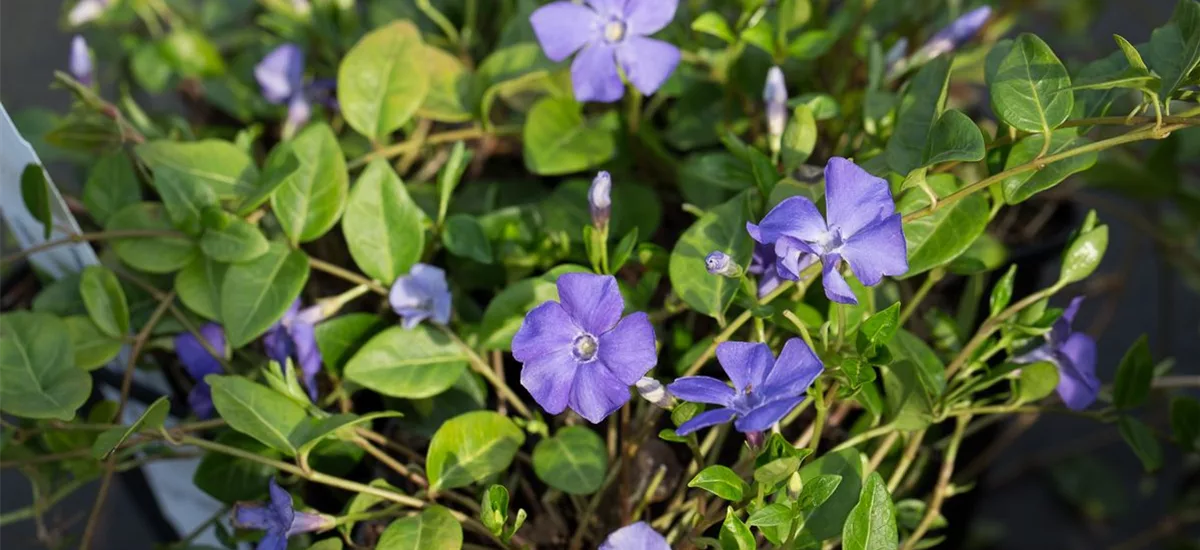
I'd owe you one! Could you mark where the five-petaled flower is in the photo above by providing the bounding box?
[600,521,671,550]
[668,339,823,435]
[513,273,658,423]
[389,263,453,329]
[747,157,908,305]
[530,0,681,103]
[174,324,227,419]
[264,299,324,401]
[1013,296,1100,410]
[234,478,332,550]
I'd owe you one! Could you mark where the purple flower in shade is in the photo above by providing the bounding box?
[174,324,227,419]
[747,157,908,305]
[69,36,93,86]
[254,44,314,136]
[748,242,784,299]
[589,171,613,227]
[512,273,658,423]
[913,6,992,61]
[1013,296,1100,410]
[668,339,823,435]
[600,521,671,550]
[264,299,324,401]
[234,478,332,550]
[530,0,681,103]
[389,264,452,329]
[68,0,110,26]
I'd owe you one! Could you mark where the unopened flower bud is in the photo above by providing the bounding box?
[913,6,992,62]
[705,251,743,278]
[635,377,673,409]
[589,171,612,228]
[69,36,93,87]
[68,0,110,27]
[885,37,909,69]
[763,66,788,152]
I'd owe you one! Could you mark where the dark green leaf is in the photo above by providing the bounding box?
[376,505,462,550]
[343,325,468,399]
[689,465,747,501]
[426,411,525,492]
[523,97,619,175]
[175,257,226,321]
[0,312,88,420]
[237,144,299,215]
[20,164,52,239]
[669,193,754,320]
[194,431,279,504]
[747,502,793,532]
[107,202,199,273]
[897,174,989,277]
[65,316,122,370]
[1118,416,1163,471]
[338,21,430,140]
[886,56,950,175]
[754,456,802,488]
[797,474,843,511]
[858,303,901,350]
[987,33,1073,133]
[79,266,130,338]
[926,110,985,166]
[270,123,349,245]
[437,141,471,224]
[883,331,946,431]
[443,214,493,264]
[1148,0,1200,99]
[532,426,608,495]
[344,160,424,282]
[842,472,898,550]
[1002,130,1098,204]
[1170,396,1200,451]
[989,265,1016,316]
[796,448,864,544]
[314,313,389,377]
[199,212,269,263]
[220,242,309,347]
[91,396,169,459]
[209,375,307,454]
[83,153,143,226]
[1113,335,1153,409]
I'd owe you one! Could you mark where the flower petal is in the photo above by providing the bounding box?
[512,301,580,363]
[234,504,274,530]
[571,42,624,102]
[556,273,624,335]
[267,479,296,531]
[676,407,738,436]
[585,0,626,18]
[188,383,215,419]
[616,37,680,95]
[600,521,671,550]
[824,157,896,238]
[255,532,288,550]
[774,236,820,280]
[838,213,908,286]
[715,341,774,393]
[597,312,658,385]
[762,338,824,397]
[263,324,292,367]
[734,397,804,433]
[255,44,304,104]
[289,321,322,399]
[287,511,331,536]
[666,376,735,406]
[746,196,827,245]
[175,323,226,380]
[1056,333,1099,410]
[821,254,858,304]
[623,0,677,35]
[1050,296,1085,346]
[519,347,578,417]
[1012,344,1055,365]
[530,2,601,62]
[568,363,632,423]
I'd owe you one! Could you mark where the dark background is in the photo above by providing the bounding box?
[2,1,1197,549]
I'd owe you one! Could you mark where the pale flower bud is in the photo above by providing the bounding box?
[635,377,672,409]
[705,251,743,278]
[589,171,612,228]
[763,66,788,151]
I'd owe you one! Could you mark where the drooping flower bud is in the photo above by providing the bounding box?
[635,377,673,409]
[69,36,93,87]
[705,251,743,278]
[589,171,612,228]
[912,6,992,62]
[763,66,788,155]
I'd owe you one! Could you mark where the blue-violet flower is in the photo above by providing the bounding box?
[255,44,317,137]
[913,6,992,61]
[668,339,824,435]
[389,263,452,329]
[513,273,658,423]
[233,478,332,550]
[747,157,908,305]
[530,0,681,103]
[264,299,324,400]
[1013,296,1100,410]
[69,36,92,86]
[600,521,670,550]
[174,323,227,419]
[749,242,784,299]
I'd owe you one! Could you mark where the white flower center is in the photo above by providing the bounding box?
[572,333,600,362]
[604,20,627,43]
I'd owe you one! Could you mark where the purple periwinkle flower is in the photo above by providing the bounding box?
[264,299,324,401]
[913,6,992,61]
[749,242,785,299]
[234,478,332,550]
[590,171,613,227]
[705,251,741,278]
[174,324,227,419]
[764,66,788,149]
[69,36,93,87]
[255,44,313,136]
[747,157,908,305]
[530,0,681,103]
[389,264,452,329]
[1013,296,1100,410]
[68,0,110,26]
[600,521,671,550]
[669,339,824,435]
[513,273,658,423]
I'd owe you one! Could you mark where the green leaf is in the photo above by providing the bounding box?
[475,43,560,124]
[314,313,389,377]
[1016,361,1060,404]
[194,431,279,504]
[0,312,89,420]
[309,539,344,550]
[1113,335,1153,410]
[238,144,300,215]
[208,375,307,454]
[688,465,747,502]
[523,97,619,175]
[610,227,639,273]
[693,12,735,43]
[92,396,169,459]
[479,265,591,350]
[220,242,310,347]
[990,265,1016,316]
[443,214,493,264]
[1002,130,1098,204]
[377,505,463,550]
[65,316,122,370]
[797,473,843,511]
[754,456,802,488]
[418,46,473,123]
[20,164,52,239]
[669,193,754,320]
[338,21,430,140]
[161,30,225,77]
[886,56,951,175]
[746,503,794,529]
[344,160,424,282]
[79,266,130,338]
[897,174,989,278]
[344,325,468,399]
[270,123,350,245]
[83,152,143,226]
[779,0,813,33]
[782,104,818,173]
[1148,0,1200,99]
[532,426,608,495]
[842,472,898,550]
[1113,35,1149,71]
[926,110,985,166]
[1118,416,1163,472]
[719,507,755,550]
[987,33,1073,133]
[291,412,403,458]
[1058,225,1108,285]
[481,485,509,535]
[437,142,471,225]
[858,303,901,350]
[175,257,226,321]
[882,331,945,431]
[337,479,403,538]
[135,140,259,225]
[199,212,269,263]
[1170,396,1200,451]
[426,411,525,492]
[787,29,835,59]
[107,202,199,273]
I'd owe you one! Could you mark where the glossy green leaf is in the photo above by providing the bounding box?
[796,448,864,544]
[669,193,754,320]
[897,174,988,278]
[199,212,269,263]
[1113,35,1149,71]
[83,152,143,226]
[1113,335,1153,410]
[1148,0,1200,99]
[443,214,493,264]
[882,331,945,431]
[989,265,1017,316]
[1059,225,1108,285]
[220,242,310,347]
[418,46,472,123]
[175,257,226,321]
[426,411,525,492]
[161,30,225,77]
[344,325,468,399]
[926,110,985,166]
[719,507,755,550]
[237,144,300,215]
[688,465,747,501]
[0,312,88,420]
[842,472,898,550]
[208,375,307,454]
[270,123,349,244]
[532,426,608,495]
[523,97,619,175]
[79,266,130,338]
[65,316,122,370]
[136,139,258,207]
[291,412,403,458]
[481,485,510,535]
[886,56,950,175]
[194,431,280,504]
[108,202,199,273]
[479,265,591,350]
[797,474,843,511]
[313,313,389,376]
[693,12,736,43]
[92,396,169,459]
[377,505,462,550]
[475,42,560,124]
[338,21,430,140]
[746,503,794,529]
[1118,416,1163,471]
[858,303,901,350]
[20,164,52,239]
[987,34,1073,133]
[782,104,818,172]
[1017,361,1060,403]
[344,160,424,283]
[1002,130,1098,204]
[1170,396,1200,451]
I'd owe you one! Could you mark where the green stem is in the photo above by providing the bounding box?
[887,430,925,493]
[415,0,461,45]
[308,257,390,295]
[627,88,643,134]
[944,286,1058,380]
[348,125,520,170]
[900,416,969,550]
[807,380,831,457]
[0,229,185,265]
[899,269,943,326]
[437,326,534,420]
[830,422,895,452]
